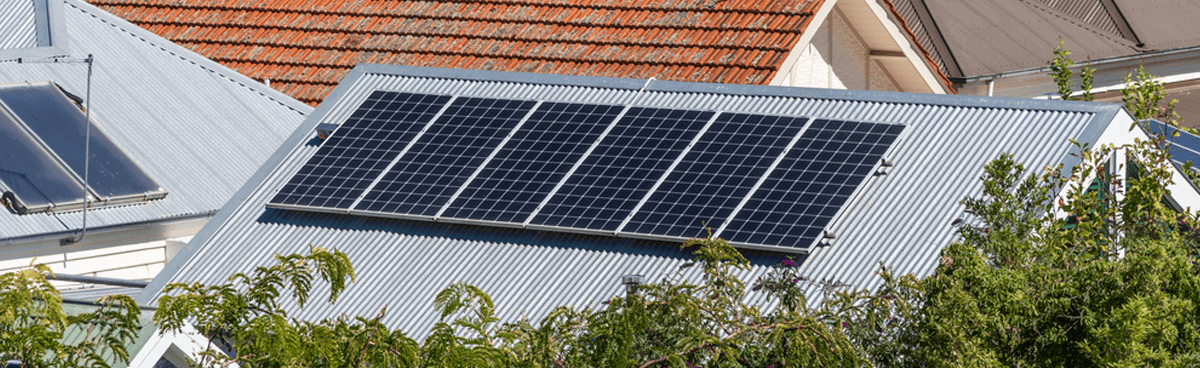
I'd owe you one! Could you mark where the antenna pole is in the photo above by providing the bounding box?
[71,54,93,244]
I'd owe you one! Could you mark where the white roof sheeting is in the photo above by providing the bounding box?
[0,0,38,50]
[146,65,1126,338]
[0,0,311,248]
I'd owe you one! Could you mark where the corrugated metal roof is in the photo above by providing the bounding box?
[1115,0,1200,50]
[924,0,1135,77]
[1036,0,1122,36]
[0,0,311,245]
[60,285,143,300]
[0,0,39,50]
[147,64,1124,339]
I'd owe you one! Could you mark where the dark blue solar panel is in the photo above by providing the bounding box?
[0,83,162,200]
[270,91,450,209]
[0,106,88,212]
[1144,120,1200,169]
[440,102,624,222]
[355,97,537,216]
[622,113,807,239]
[531,107,714,231]
[720,119,904,249]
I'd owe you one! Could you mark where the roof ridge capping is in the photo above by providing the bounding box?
[358,64,1126,113]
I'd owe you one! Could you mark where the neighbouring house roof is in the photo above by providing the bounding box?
[0,0,310,252]
[890,0,1200,80]
[59,301,158,368]
[90,0,825,106]
[143,65,1134,338]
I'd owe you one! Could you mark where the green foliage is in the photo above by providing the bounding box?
[915,139,1200,366]
[1123,63,1183,127]
[0,264,143,368]
[510,238,870,368]
[154,244,422,367]
[1049,40,1095,101]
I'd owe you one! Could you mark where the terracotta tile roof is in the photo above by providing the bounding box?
[91,0,823,105]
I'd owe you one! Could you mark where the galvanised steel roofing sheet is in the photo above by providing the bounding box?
[148,65,1124,339]
[0,0,311,246]
[0,0,38,50]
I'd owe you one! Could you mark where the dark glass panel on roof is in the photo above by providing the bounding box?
[440,102,624,223]
[0,107,87,213]
[720,119,904,249]
[0,83,162,200]
[530,107,713,232]
[1144,120,1200,169]
[355,97,537,216]
[622,113,806,239]
[270,91,451,209]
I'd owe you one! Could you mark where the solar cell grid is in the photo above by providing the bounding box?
[355,97,537,216]
[270,91,450,209]
[440,102,624,223]
[719,119,904,248]
[622,113,807,239]
[531,107,714,232]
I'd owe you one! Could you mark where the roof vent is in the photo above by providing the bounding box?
[315,123,338,140]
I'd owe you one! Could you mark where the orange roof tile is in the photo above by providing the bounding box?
[93,0,822,105]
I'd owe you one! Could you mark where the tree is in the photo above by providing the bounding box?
[1049,42,1184,129]
[150,240,884,368]
[1050,40,1095,102]
[0,264,143,368]
[913,137,1200,366]
[153,245,421,367]
[510,238,867,368]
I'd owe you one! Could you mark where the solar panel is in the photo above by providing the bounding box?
[1144,120,1200,169]
[354,97,537,216]
[621,113,808,239]
[718,119,904,249]
[530,107,715,232]
[0,106,88,213]
[439,102,624,223]
[0,83,164,201]
[270,91,451,209]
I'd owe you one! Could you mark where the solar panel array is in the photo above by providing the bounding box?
[269,92,906,251]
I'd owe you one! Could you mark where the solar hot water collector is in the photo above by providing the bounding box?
[0,82,166,214]
[268,90,904,254]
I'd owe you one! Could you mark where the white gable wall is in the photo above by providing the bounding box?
[774,11,899,92]
[770,0,945,93]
